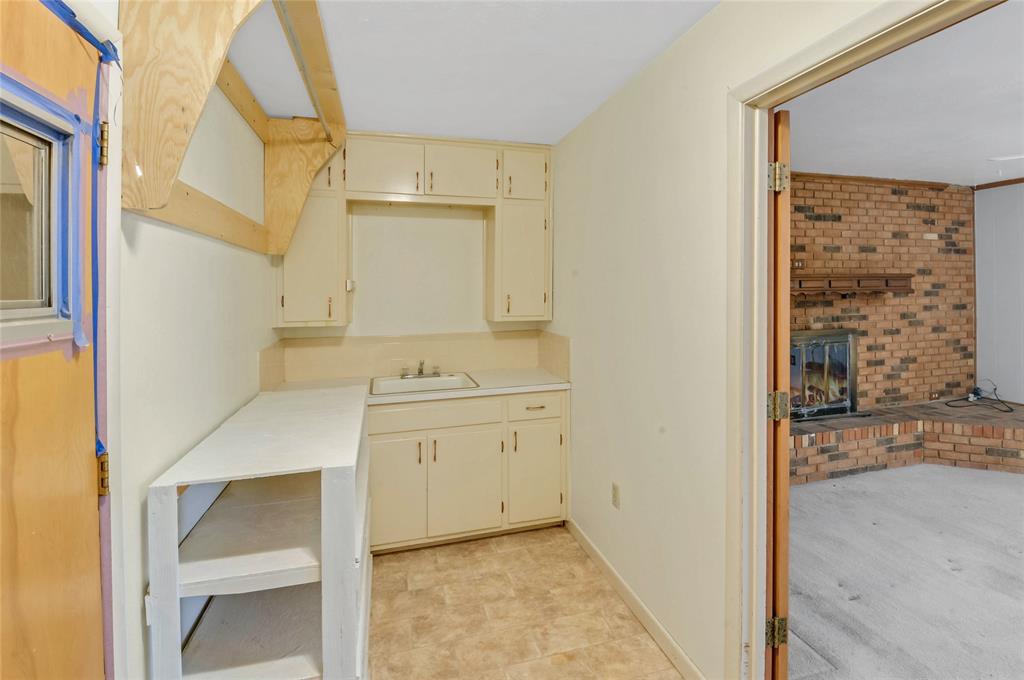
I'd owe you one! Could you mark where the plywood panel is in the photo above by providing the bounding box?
[265,117,343,254]
[1,348,103,680]
[119,0,261,210]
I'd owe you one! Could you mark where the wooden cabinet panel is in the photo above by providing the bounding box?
[370,435,428,546]
[309,150,341,192]
[509,421,562,524]
[503,149,547,200]
[425,144,498,198]
[501,201,547,317]
[345,138,424,195]
[281,191,343,323]
[367,397,504,435]
[427,427,503,537]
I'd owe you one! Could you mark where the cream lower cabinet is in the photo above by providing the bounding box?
[427,426,503,536]
[368,392,567,551]
[508,420,562,524]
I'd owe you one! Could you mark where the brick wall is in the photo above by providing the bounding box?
[790,419,1024,484]
[790,174,976,408]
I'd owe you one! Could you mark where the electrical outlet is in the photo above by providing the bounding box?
[611,483,620,509]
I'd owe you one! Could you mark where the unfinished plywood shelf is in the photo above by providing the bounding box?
[148,386,371,679]
[182,583,322,680]
[791,272,914,295]
[178,474,321,597]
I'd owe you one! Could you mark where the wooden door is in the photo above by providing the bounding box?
[344,138,424,195]
[766,109,792,679]
[425,144,497,198]
[508,420,562,523]
[281,190,343,323]
[501,201,547,317]
[503,149,547,199]
[427,426,503,537]
[1,1,105,677]
[369,435,428,546]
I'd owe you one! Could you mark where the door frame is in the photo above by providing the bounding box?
[728,2,1003,678]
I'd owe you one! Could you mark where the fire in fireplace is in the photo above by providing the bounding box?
[790,329,858,420]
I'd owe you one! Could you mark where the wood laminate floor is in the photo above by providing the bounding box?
[369,526,682,680]
[790,465,1024,680]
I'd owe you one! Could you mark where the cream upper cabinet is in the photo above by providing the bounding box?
[345,138,424,195]
[499,201,548,318]
[425,145,498,198]
[370,435,427,546]
[508,420,562,524]
[278,154,346,326]
[503,149,547,200]
[427,426,503,537]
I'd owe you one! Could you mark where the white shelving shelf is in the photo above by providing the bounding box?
[148,386,371,680]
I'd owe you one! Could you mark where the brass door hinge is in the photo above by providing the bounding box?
[98,122,110,167]
[767,391,790,421]
[765,616,788,648]
[769,161,790,192]
[97,453,110,496]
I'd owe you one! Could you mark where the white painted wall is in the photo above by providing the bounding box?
[111,84,275,679]
[349,203,488,336]
[178,86,264,222]
[549,1,932,677]
[975,184,1024,403]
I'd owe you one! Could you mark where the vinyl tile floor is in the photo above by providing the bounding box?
[369,526,682,680]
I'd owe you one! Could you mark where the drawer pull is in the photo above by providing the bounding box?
[418,441,422,464]
[513,431,517,452]
[433,440,437,462]
[525,405,546,411]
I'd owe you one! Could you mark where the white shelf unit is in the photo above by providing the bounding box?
[148,386,371,680]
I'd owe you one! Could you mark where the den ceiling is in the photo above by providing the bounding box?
[227,0,718,144]
[786,0,1024,186]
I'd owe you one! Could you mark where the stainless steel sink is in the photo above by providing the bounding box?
[370,372,479,396]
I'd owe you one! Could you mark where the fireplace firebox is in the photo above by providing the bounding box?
[790,329,858,420]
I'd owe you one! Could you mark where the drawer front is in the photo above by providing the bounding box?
[368,397,503,435]
[507,393,562,421]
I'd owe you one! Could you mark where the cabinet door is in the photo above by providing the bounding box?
[500,201,547,317]
[345,138,424,194]
[427,427,503,537]
[282,191,343,323]
[370,435,428,546]
[425,144,498,198]
[503,149,547,200]
[509,421,562,523]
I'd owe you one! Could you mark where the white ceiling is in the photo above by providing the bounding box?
[229,0,717,144]
[786,0,1024,186]
[229,2,315,119]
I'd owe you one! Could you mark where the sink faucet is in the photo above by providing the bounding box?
[401,360,441,379]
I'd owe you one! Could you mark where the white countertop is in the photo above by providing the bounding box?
[151,384,369,487]
[276,367,570,405]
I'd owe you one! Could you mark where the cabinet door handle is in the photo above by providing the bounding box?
[416,171,420,192]
[327,165,331,187]
[429,171,434,192]
[508,175,512,195]
[433,439,437,462]
[513,431,517,452]
[525,405,546,411]
[506,294,511,314]
[328,296,333,318]
[418,441,422,464]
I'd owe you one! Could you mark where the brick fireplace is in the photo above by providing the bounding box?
[790,173,976,409]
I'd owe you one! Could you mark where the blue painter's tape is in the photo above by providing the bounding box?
[40,0,119,63]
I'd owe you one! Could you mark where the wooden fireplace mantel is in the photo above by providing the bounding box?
[791,272,914,295]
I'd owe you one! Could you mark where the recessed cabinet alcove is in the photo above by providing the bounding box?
[273,133,553,328]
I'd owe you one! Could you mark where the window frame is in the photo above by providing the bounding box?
[1,119,54,318]
[0,93,74,341]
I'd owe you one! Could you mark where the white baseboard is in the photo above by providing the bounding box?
[567,520,706,680]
